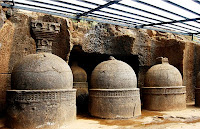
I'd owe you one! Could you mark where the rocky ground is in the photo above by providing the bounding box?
[67,102,200,129]
[1,103,200,129]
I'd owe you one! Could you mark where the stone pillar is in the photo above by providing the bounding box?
[31,21,60,53]
[6,21,76,129]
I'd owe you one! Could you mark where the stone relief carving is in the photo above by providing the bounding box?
[31,21,61,53]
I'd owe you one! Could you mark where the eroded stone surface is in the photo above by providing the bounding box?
[143,57,186,111]
[11,53,73,90]
[71,62,87,82]
[71,62,88,112]
[145,57,182,87]
[7,89,76,129]
[89,57,141,119]
[91,57,137,89]
[142,86,186,111]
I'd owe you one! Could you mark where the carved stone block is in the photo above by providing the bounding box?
[142,86,186,111]
[89,89,141,119]
[6,89,76,129]
[31,21,61,53]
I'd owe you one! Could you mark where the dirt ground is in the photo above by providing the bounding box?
[1,102,200,129]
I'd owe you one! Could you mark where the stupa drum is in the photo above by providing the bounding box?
[89,56,141,119]
[71,61,88,112]
[142,57,186,111]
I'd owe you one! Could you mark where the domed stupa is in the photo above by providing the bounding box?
[89,56,141,119]
[142,57,186,111]
[71,61,88,112]
[6,21,76,129]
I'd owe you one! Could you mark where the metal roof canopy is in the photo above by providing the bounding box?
[1,0,200,39]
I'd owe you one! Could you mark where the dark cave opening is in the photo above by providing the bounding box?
[69,45,139,88]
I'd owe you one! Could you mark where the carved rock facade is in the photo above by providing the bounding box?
[31,21,60,53]
[6,21,76,129]
[89,56,141,119]
[142,57,186,111]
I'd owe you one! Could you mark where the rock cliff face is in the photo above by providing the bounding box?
[0,6,199,113]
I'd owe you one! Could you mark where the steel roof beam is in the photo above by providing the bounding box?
[94,10,151,24]
[78,0,195,33]
[133,0,200,32]
[88,13,140,25]
[164,0,200,16]
[88,14,139,25]
[164,0,200,24]
[25,0,84,13]
[88,13,192,33]
[1,3,77,19]
[189,32,200,35]
[76,0,121,18]
[136,17,200,28]
[50,0,91,10]
[18,1,194,33]
[73,1,154,25]
[78,0,163,23]
[134,0,189,20]
[13,1,77,15]
[1,1,198,36]
[38,0,197,33]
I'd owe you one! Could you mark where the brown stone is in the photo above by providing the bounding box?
[11,53,73,90]
[0,20,14,73]
[71,62,87,82]
[38,15,71,60]
[71,62,88,112]
[6,89,76,129]
[0,6,6,29]
[89,89,141,119]
[91,56,137,89]
[195,88,200,107]
[142,57,186,111]
[142,86,186,111]
[145,57,183,87]
[0,74,11,113]
[31,20,61,53]
[89,56,141,119]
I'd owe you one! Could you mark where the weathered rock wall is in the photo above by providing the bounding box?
[0,7,198,114]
